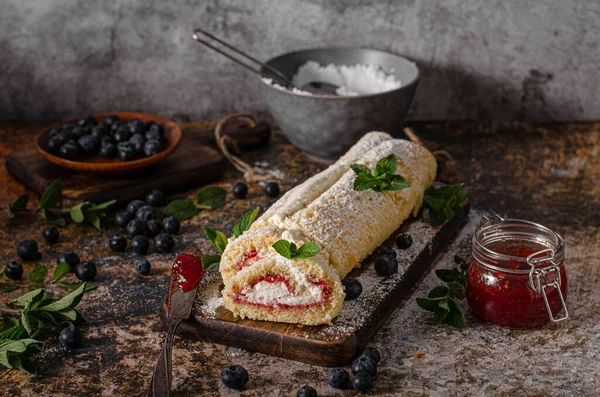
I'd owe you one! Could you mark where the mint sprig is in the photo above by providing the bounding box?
[351,154,411,193]
[416,255,469,328]
[272,240,320,260]
[424,184,467,227]
[163,186,227,221]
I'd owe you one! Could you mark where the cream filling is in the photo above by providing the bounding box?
[241,279,323,306]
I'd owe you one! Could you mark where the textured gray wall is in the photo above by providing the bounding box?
[1,0,599,122]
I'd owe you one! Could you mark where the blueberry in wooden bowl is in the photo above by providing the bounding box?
[34,112,182,175]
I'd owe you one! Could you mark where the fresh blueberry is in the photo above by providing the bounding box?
[58,142,79,160]
[135,258,151,275]
[375,246,396,259]
[103,115,120,126]
[47,136,65,154]
[62,123,76,131]
[233,182,248,199]
[49,127,62,138]
[129,134,146,153]
[351,356,377,376]
[131,235,150,254]
[109,234,127,252]
[342,278,362,300]
[220,365,249,390]
[91,125,107,139]
[162,216,180,235]
[143,139,162,157]
[136,205,157,222]
[128,119,145,135]
[296,386,317,397]
[17,239,39,261]
[145,219,162,238]
[145,189,167,207]
[396,233,413,249]
[115,211,134,228]
[126,219,147,238]
[352,372,373,394]
[114,124,132,142]
[126,200,146,215]
[5,261,23,280]
[154,233,174,253]
[374,255,398,277]
[77,135,99,156]
[143,120,156,132]
[117,142,136,162]
[42,226,59,243]
[71,126,87,139]
[59,327,83,348]
[58,251,80,268]
[100,135,114,146]
[264,181,280,197]
[78,115,98,127]
[75,261,97,281]
[144,129,161,141]
[148,123,164,136]
[327,368,350,389]
[360,347,381,364]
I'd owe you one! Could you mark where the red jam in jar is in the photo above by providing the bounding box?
[466,216,568,328]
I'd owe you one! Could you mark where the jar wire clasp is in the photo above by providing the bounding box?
[479,214,505,226]
[526,249,569,323]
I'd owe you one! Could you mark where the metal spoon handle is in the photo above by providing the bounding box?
[146,319,182,397]
[192,28,292,88]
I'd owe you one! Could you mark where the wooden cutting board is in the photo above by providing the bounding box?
[5,121,271,205]
[165,204,469,367]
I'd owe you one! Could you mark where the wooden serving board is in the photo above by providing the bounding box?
[164,204,469,367]
[5,121,271,205]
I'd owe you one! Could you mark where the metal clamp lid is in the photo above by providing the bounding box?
[526,249,569,323]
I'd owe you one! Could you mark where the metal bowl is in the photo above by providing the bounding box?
[259,47,419,161]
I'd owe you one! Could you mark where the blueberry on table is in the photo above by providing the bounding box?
[145,219,162,238]
[375,246,396,259]
[129,134,146,153]
[143,139,163,157]
[136,205,158,222]
[5,261,23,280]
[360,347,381,364]
[17,239,39,261]
[77,135,99,156]
[296,386,318,397]
[374,255,398,277]
[109,234,127,252]
[342,278,362,301]
[351,356,377,376]
[58,142,79,160]
[264,181,280,197]
[145,189,167,207]
[135,258,151,275]
[75,261,97,281]
[115,211,134,228]
[220,365,249,390]
[352,372,373,394]
[126,219,147,238]
[58,251,80,268]
[117,142,137,162]
[327,368,350,389]
[59,327,83,348]
[154,233,174,253]
[131,235,150,254]
[396,233,413,249]
[42,226,60,243]
[162,216,180,235]
[114,124,132,142]
[126,200,146,215]
[103,115,120,126]
[233,182,248,199]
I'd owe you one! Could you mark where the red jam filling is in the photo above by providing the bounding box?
[171,253,205,293]
[237,250,261,271]
[233,273,331,310]
[466,240,567,328]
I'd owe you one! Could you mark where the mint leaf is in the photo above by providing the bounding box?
[37,283,86,312]
[447,281,466,300]
[53,262,71,282]
[428,285,449,298]
[195,186,226,210]
[202,254,221,271]
[443,298,466,328]
[351,155,410,193]
[435,269,458,282]
[70,203,92,223]
[204,227,228,253]
[416,297,444,312]
[438,298,450,312]
[163,199,200,221]
[4,194,29,219]
[424,184,467,227]
[353,173,380,191]
[272,240,293,259]
[374,154,398,177]
[386,175,411,191]
[232,207,259,238]
[10,288,44,309]
[39,210,67,226]
[57,282,96,292]
[0,285,19,293]
[28,265,48,285]
[87,200,116,211]
[295,242,320,258]
[350,164,372,176]
[0,325,26,341]
[39,180,62,209]
[21,312,36,336]
[433,308,448,323]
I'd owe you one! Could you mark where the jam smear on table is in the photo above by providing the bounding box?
[466,239,567,328]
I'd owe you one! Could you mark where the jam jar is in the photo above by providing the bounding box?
[466,215,568,328]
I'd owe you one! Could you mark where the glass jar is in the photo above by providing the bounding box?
[466,215,568,328]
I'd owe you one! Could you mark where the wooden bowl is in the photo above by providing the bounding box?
[35,112,182,175]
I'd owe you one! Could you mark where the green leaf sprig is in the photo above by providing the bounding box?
[416,255,469,328]
[272,240,320,260]
[0,283,90,373]
[163,186,227,221]
[351,154,411,193]
[2,180,116,230]
[423,183,467,227]
[0,262,96,295]
[202,207,260,271]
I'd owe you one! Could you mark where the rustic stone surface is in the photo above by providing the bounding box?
[0,121,599,396]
